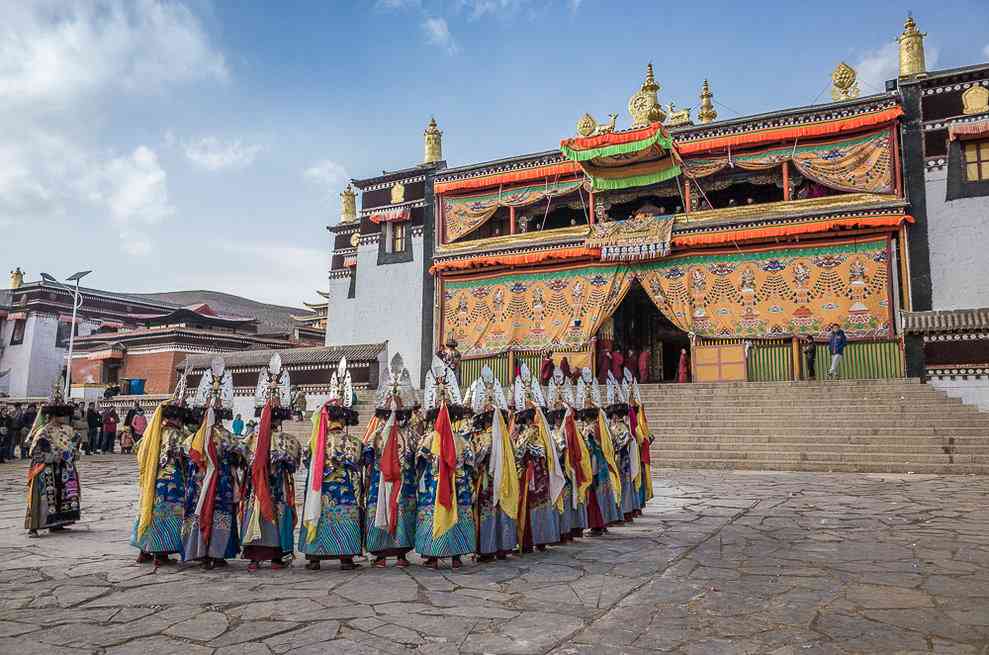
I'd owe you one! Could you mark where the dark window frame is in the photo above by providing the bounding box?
[377,221,413,265]
[9,319,26,346]
[946,138,989,201]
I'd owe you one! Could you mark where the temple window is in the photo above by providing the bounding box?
[697,169,785,209]
[9,319,25,346]
[390,222,407,252]
[964,140,989,181]
[55,321,78,348]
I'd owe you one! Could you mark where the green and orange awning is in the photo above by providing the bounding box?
[560,122,681,191]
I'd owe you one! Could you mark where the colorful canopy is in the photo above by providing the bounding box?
[560,122,681,191]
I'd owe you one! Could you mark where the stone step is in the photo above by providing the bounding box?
[654,460,989,474]
[654,450,989,465]
[647,416,989,427]
[639,391,946,402]
[648,425,989,436]
[641,407,980,417]
[651,434,989,446]
[653,444,989,455]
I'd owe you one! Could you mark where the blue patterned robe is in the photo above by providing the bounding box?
[581,420,622,528]
[473,425,518,555]
[516,423,561,547]
[363,424,418,556]
[241,428,300,561]
[415,431,476,558]
[552,428,588,535]
[182,427,242,561]
[611,418,641,516]
[298,429,364,558]
[130,423,187,554]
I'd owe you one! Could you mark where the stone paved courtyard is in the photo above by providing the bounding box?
[0,456,987,654]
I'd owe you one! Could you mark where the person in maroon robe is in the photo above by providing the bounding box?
[539,351,554,385]
[637,350,650,383]
[626,348,639,380]
[559,357,573,382]
[596,347,611,384]
[610,347,624,380]
[677,348,690,383]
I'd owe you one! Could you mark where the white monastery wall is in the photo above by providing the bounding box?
[925,170,989,311]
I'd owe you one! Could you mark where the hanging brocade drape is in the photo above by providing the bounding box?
[440,237,892,354]
[442,179,587,243]
[682,128,895,195]
[442,264,635,357]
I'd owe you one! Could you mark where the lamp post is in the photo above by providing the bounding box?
[41,270,91,399]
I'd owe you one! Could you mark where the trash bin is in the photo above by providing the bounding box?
[130,379,146,395]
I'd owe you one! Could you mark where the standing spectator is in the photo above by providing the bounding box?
[124,401,139,430]
[130,407,147,442]
[802,335,817,380]
[827,324,847,380]
[20,404,38,458]
[638,348,650,383]
[101,407,118,454]
[86,403,100,454]
[539,350,554,385]
[231,413,245,436]
[0,406,11,463]
[626,346,639,379]
[677,348,690,383]
[610,344,625,380]
[437,338,462,378]
[596,346,612,384]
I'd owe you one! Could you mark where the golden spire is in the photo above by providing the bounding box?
[9,267,24,289]
[628,63,666,127]
[897,14,927,78]
[698,80,717,124]
[340,183,357,223]
[424,116,443,164]
[831,62,860,101]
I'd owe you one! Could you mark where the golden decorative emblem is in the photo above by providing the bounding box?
[962,85,989,115]
[576,113,597,137]
[350,232,360,247]
[831,62,860,101]
[628,63,666,127]
[390,182,405,205]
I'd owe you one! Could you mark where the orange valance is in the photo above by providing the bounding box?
[673,214,913,248]
[434,162,582,194]
[430,247,599,274]
[560,122,663,152]
[676,107,904,155]
[368,208,410,224]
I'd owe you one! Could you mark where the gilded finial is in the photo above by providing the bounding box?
[698,80,717,124]
[9,266,24,289]
[628,63,666,127]
[340,183,357,223]
[424,116,443,164]
[897,14,927,78]
[831,62,860,101]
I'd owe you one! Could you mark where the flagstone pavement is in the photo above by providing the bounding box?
[0,456,987,654]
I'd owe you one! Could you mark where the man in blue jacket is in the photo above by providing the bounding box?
[827,324,847,380]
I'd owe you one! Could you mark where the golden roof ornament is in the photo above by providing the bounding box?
[831,62,860,101]
[897,14,926,78]
[664,101,692,127]
[962,85,989,115]
[9,267,24,289]
[575,112,617,137]
[390,181,406,204]
[697,80,717,124]
[628,63,666,127]
[424,116,443,164]
[340,183,357,223]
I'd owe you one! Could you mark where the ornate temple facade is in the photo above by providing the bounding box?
[325,119,446,381]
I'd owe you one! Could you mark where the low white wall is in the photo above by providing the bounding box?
[927,374,989,412]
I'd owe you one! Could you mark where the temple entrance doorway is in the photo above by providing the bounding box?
[596,280,690,383]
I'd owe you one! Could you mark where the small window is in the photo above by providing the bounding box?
[55,321,77,348]
[9,319,25,346]
[964,140,989,181]
[390,222,406,253]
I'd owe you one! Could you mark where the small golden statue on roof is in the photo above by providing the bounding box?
[576,112,618,137]
[628,63,666,127]
[831,62,860,101]
[9,267,24,289]
[697,80,717,124]
[664,101,692,127]
[340,184,357,223]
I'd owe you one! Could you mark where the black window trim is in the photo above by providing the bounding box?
[946,138,989,201]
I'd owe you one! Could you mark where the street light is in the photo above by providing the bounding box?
[42,270,92,399]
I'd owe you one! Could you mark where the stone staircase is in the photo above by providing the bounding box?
[642,378,989,474]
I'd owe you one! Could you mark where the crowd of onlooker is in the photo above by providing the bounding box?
[0,400,154,462]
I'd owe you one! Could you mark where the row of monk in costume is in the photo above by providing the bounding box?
[127,350,655,571]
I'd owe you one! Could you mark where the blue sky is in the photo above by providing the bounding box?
[3,0,987,307]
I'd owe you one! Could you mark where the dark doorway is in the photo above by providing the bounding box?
[598,280,690,383]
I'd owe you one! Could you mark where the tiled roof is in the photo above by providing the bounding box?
[901,308,989,333]
[182,343,387,370]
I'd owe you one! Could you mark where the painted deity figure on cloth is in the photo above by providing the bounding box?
[416,357,476,569]
[361,354,421,568]
[299,357,365,571]
[25,379,81,538]
[546,366,591,544]
[512,363,564,553]
[466,365,519,562]
[576,368,623,536]
[132,389,191,566]
[182,358,243,569]
[241,354,301,572]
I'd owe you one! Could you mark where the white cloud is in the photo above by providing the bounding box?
[184,137,262,171]
[212,242,328,305]
[853,40,940,94]
[422,17,458,55]
[304,160,349,192]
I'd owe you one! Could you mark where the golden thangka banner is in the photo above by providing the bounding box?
[440,237,891,356]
